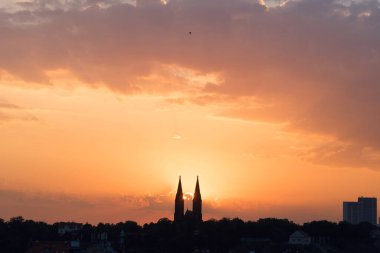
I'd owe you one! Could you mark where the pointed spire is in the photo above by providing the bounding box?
[176,176,183,196]
[194,176,201,199]
[174,176,184,222]
[193,176,202,222]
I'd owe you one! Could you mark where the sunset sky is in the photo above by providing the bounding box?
[1,0,380,225]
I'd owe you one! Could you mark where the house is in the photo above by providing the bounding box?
[58,222,82,236]
[288,231,311,245]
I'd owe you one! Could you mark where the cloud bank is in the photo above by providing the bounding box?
[0,189,338,224]
[1,0,380,168]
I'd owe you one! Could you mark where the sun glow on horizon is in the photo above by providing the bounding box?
[183,192,194,200]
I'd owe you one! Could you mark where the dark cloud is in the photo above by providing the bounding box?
[1,0,380,168]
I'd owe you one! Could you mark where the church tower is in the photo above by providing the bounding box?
[174,176,184,222]
[193,176,202,222]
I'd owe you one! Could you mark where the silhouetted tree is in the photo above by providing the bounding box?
[0,216,377,253]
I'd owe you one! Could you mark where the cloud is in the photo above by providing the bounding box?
[0,100,38,123]
[0,188,338,224]
[0,188,174,224]
[171,134,182,140]
[203,198,339,223]
[1,0,380,168]
[298,142,380,169]
[0,0,136,13]
[0,112,11,122]
[0,102,21,109]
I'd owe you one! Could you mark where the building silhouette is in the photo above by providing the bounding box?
[343,202,359,224]
[343,197,377,225]
[174,176,185,222]
[174,176,202,223]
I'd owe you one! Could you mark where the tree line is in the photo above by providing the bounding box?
[0,216,376,253]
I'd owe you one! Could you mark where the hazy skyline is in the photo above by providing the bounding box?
[1,0,380,224]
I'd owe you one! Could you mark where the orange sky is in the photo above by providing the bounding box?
[0,0,380,225]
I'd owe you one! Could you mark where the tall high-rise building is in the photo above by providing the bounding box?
[343,197,377,225]
[343,202,359,224]
[358,197,377,225]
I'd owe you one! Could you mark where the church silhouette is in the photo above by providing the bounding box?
[174,176,202,223]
